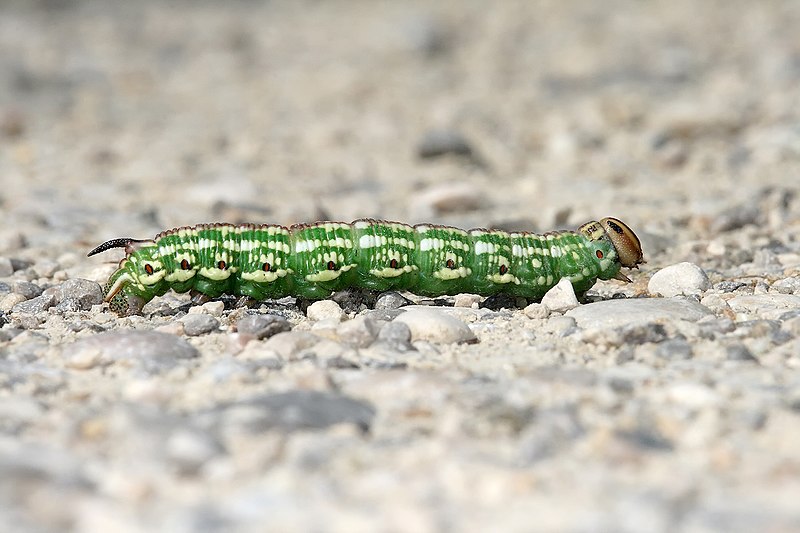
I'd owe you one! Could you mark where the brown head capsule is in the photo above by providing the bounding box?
[600,217,644,268]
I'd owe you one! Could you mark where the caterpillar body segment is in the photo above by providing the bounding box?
[89,217,644,315]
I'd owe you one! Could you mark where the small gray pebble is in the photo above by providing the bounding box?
[219,390,376,433]
[617,323,668,345]
[715,281,747,293]
[0,257,12,278]
[0,282,11,295]
[56,279,103,310]
[12,281,43,300]
[735,319,780,338]
[518,407,583,462]
[417,129,474,159]
[772,277,800,295]
[337,316,380,348]
[324,356,361,369]
[236,314,292,339]
[53,298,82,314]
[11,293,55,314]
[365,308,405,321]
[180,314,220,336]
[375,291,412,310]
[710,203,760,232]
[32,260,59,278]
[14,314,44,330]
[726,344,757,362]
[616,427,674,451]
[378,321,414,351]
[656,338,693,359]
[10,258,32,271]
[698,317,736,337]
[771,330,793,345]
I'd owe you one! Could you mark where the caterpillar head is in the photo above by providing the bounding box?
[88,238,162,315]
[578,217,644,282]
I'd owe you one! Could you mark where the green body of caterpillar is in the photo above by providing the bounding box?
[88,217,644,315]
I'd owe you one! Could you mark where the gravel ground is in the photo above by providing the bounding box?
[2,1,800,532]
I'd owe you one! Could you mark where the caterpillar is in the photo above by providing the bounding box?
[88,217,644,316]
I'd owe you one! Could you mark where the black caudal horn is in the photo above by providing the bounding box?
[87,238,150,257]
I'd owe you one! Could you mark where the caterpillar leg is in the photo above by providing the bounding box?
[190,290,211,307]
[480,293,528,311]
[108,292,147,317]
[331,287,381,313]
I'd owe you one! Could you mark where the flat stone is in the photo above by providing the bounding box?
[217,390,376,433]
[648,262,711,297]
[392,307,476,344]
[60,331,199,373]
[728,294,800,320]
[566,298,713,329]
[11,293,56,314]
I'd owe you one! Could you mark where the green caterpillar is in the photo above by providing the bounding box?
[88,217,644,315]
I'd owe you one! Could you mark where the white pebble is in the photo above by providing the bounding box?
[541,278,579,313]
[453,293,481,308]
[648,262,711,297]
[306,300,345,322]
[523,302,550,319]
[202,301,226,317]
[393,308,476,344]
[0,293,26,312]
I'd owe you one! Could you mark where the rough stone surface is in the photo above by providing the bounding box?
[11,294,55,314]
[566,298,713,329]
[213,390,376,433]
[60,331,199,373]
[55,279,104,310]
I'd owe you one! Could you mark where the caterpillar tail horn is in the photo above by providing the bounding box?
[87,238,152,257]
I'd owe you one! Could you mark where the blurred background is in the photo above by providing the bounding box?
[0,0,799,262]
